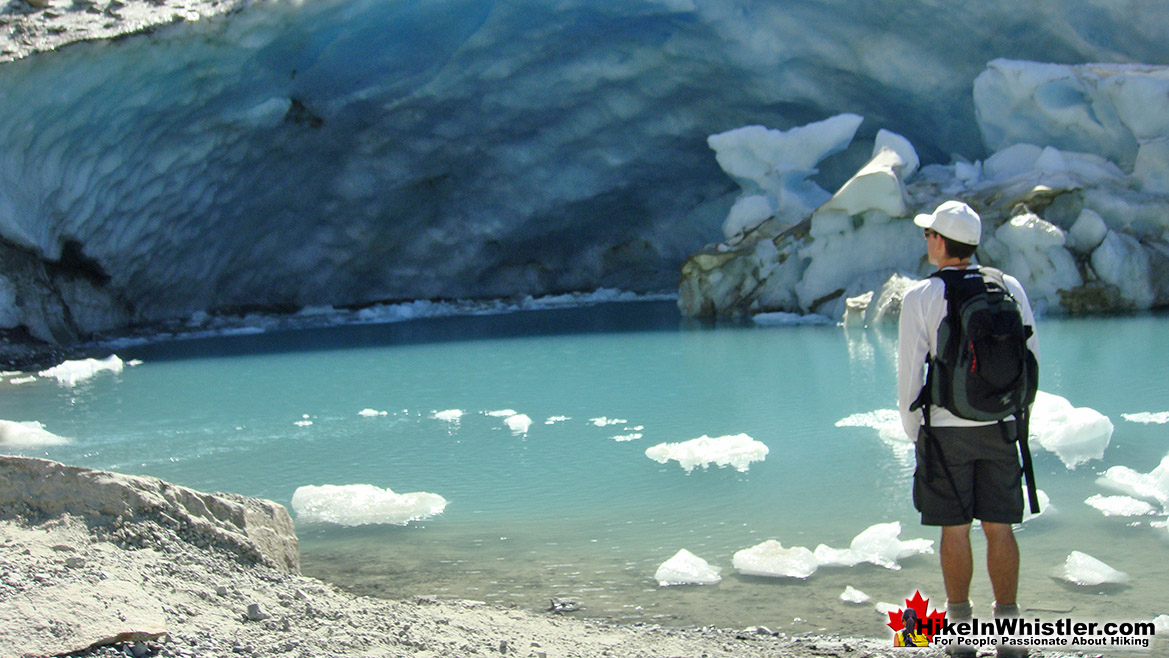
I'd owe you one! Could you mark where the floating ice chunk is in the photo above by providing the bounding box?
[1096,453,1169,506]
[840,585,871,604]
[875,601,901,615]
[612,433,643,442]
[590,417,627,427]
[752,312,833,326]
[814,522,934,570]
[835,410,912,449]
[733,540,818,579]
[504,414,532,434]
[359,408,388,417]
[433,409,464,422]
[0,420,71,447]
[1122,411,1169,424]
[1154,615,1169,635]
[1021,489,1052,523]
[7,376,36,385]
[1029,391,1113,469]
[645,434,768,473]
[1084,494,1157,517]
[655,549,722,586]
[291,484,447,526]
[545,416,570,424]
[486,409,517,417]
[38,355,124,387]
[1056,551,1129,586]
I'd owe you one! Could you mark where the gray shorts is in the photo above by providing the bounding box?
[913,423,1024,526]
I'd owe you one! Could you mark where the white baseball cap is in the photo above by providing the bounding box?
[914,200,981,245]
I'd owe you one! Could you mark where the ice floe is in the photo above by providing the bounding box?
[0,420,71,447]
[1121,411,1169,424]
[840,586,871,604]
[812,522,934,571]
[733,540,818,579]
[733,522,933,580]
[503,414,533,435]
[358,408,388,417]
[835,409,913,450]
[1096,452,1169,507]
[1084,494,1157,517]
[433,409,464,423]
[654,549,722,586]
[1056,551,1129,586]
[644,433,768,473]
[1030,391,1113,468]
[37,355,125,387]
[291,484,447,526]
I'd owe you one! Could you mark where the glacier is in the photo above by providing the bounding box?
[3,0,1169,344]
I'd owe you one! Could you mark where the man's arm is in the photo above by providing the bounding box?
[897,284,930,441]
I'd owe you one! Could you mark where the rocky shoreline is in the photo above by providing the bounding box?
[0,456,1106,658]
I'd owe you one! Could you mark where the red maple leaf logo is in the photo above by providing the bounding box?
[887,590,947,641]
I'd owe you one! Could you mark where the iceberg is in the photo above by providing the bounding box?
[1121,411,1169,424]
[1096,453,1169,507]
[291,484,447,527]
[1029,392,1113,469]
[839,585,871,604]
[644,433,768,473]
[0,420,71,448]
[813,522,934,571]
[732,540,818,579]
[1056,551,1129,587]
[37,355,124,387]
[503,413,533,435]
[1084,494,1157,517]
[654,549,722,586]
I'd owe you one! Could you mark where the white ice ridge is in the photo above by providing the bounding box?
[840,585,871,604]
[1056,551,1129,586]
[290,484,447,527]
[1084,494,1157,517]
[1029,391,1113,469]
[733,522,934,579]
[0,420,71,448]
[835,410,912,448]
[732,540,818,579]
[654,549,722,586]
[37,355,125,387]
[644,434,768,473]
[1096,452,1169,508]
[1122,411,1169,424]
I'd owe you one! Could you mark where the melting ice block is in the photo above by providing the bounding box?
[1122,411,1169,424]
[433,409,464,422]
[0,420,70,447]
[840,585,871,604]
[645,433,768,472]
[1057,551,1129,586]
[1084,494,1156,517]
[38,355,124,387]
[358,408,388,417]
[291,484,447,526]
[655,549,722,586]
[733,540,818,579]
[1030,391,1113,468]
[504,413,532,434]
[813,522,934,570]
[1096,452,1169,507]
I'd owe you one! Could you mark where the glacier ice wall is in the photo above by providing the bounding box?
[2,0,1169,341]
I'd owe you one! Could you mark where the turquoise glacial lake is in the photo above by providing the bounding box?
[2,301,1167,644]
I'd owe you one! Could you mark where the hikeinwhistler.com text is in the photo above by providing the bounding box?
[922,617,1158,650]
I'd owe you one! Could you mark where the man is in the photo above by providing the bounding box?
[897,200,1038,658]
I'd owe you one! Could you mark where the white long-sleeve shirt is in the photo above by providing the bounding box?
[897,266,1039,441]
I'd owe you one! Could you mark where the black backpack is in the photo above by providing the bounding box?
[911,267,1041,513]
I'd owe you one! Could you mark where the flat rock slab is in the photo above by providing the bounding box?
[0,578,165,658]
